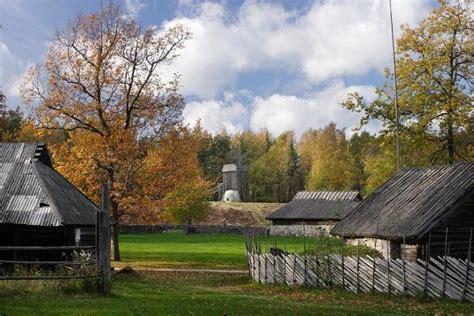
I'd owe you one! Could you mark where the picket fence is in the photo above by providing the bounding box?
[246,250,474,302]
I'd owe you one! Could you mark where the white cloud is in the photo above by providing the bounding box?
[184,81,378,138]
[162,0,431,98]
[250,81,377,138]
[124,0,145,18]
[0,42,28,98]
[183,98,249,134]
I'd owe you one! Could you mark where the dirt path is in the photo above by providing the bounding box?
[115,267,248,274]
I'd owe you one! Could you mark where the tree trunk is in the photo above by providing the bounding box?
[447,122,455,164]
[111,222,121,261]
[447,110,455,164]
[106,168,121,261]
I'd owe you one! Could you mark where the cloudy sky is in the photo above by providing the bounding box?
[0,0,435,138]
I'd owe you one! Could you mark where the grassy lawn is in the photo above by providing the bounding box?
[0,271,472,315]
[115,232,310,270]
[115,232,379,270]
[1,233,472,315]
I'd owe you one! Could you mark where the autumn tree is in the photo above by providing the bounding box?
[306,123,354,191]
[343,0,473,164]
[139,127,211,226]
[21,2,191,260]
[297,128,319,181]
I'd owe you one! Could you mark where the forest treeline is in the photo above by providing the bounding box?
[1,103,472,204]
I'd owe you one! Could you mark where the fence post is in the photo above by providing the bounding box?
[442,227,449,297]
[341,239,345,290]
[423,230,431,296]
[326,238,332,285]
[264,253,268,284]
[402,236,406,295]
[292,254,297,285]
[257,242,261,283]
[386,238,391,294]
[97,183,111,294]
[372,238,377,292]
[315,237,319,287]
[356,241,360,293]
[462,229,472,301]
[303,226,307,286]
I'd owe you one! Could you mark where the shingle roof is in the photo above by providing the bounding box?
[331,162,474,241]
[0,143,99,227]
[266,191,361,221]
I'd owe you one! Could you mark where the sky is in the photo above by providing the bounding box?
[0,0,436,138]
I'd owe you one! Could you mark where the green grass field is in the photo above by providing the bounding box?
[115,232,379,270]
[0,233,472,315]
[1,271,472,315]
[115,232,310,269]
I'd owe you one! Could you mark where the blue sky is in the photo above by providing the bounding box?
[0,0,435,138]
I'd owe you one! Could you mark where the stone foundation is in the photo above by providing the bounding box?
[400,244,419,262]
[269,224,335,237]
[345,238,401,259]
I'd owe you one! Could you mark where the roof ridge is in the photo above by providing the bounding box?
[399,161,474,172]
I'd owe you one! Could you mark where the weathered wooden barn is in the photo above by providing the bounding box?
[0,143,99,261]
[266,191,361,236]
[332,162,474,260]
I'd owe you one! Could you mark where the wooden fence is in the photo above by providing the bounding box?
[245,239,474,302]
[0,184,111,294]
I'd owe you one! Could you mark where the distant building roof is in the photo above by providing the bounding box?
[266,191,361,221]
[0,143,99,227]
[332,162,474,241]
[222,164,237,172]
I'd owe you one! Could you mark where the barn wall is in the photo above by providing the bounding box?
[418,194,474,259]
[0,224,94,261]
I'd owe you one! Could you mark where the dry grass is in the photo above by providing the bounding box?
[197,202,284,226]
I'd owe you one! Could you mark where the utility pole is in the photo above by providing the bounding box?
[389,0,401,171]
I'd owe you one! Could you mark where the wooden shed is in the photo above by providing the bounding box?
[0,143,99,261]
[331,162,474,260]
[266,191,361,236]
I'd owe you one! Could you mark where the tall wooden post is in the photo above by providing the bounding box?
[341,239,345,290]
[303,225,307,286]
[402,236,406,295]
[462,229,472,300]
[442,227,449,297]
[97,183,111,294]
[423,230,431,295]
[356,241,360,293]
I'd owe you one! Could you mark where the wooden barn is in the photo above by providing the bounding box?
[332,162,474,261]
[0,143,99,261]
[266,191,361,236]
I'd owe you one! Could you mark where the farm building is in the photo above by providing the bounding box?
[0,143,99,261]
[266,191,361,236]
[332,162,474,261]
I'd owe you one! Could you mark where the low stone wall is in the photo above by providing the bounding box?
[269,224,335,237]
[119,224,268,235]
[119,224,169,234]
